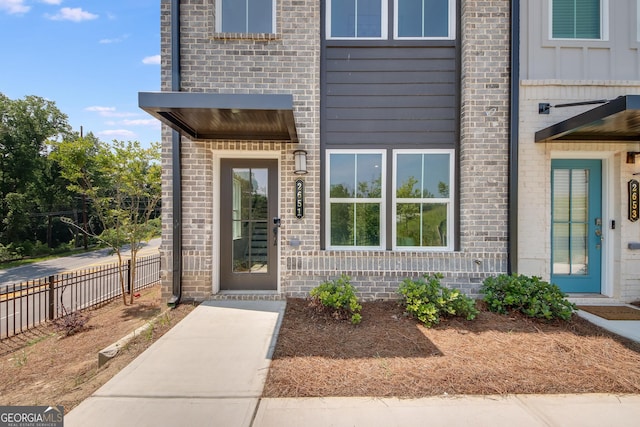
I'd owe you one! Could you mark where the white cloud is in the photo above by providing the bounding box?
[85,106,137,118]
[40,0,62,5]
[47,7,97,22]
[99,34,129,44]
[98,129,137,139]
[0,0,30,14]
[142,55,161,65]
[86,106,115,113]
[123,119,159,127]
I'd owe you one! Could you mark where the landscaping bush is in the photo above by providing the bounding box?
[398,274,478,327]
[309,275,362,324]
[480,274,576,321]
[0,243,21,262]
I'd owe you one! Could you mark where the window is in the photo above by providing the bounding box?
[326,151,386,249]
[232,176,242,240]
[393,150,453,250]
[395,0,455,39]
[326,149,454,251]
[551,0,602,39]
[327,0,455,40]
[217,0,275,34]
[327,0,387,39]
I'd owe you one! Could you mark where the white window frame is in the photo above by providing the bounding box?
[325,149,387,250]
[326,0,389,40]
[549,0,609,41]
[637,0,640,41]
[393,0,456,40]
[215,0,276,34]
[392,149,455,251]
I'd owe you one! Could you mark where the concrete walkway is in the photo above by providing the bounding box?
[66,300,640,427]
[254,394,640,427]
[66,300,286,427]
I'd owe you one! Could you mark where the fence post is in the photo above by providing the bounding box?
[127,259,132,294]
[48,275,55,320]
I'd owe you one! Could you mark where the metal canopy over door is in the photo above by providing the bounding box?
[220,159,278,291]
[551,159,602,293]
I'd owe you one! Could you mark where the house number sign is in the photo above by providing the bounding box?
[630,179,639,222]
[295,179,304,219]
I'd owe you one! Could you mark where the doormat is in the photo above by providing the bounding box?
[577,305,640,320]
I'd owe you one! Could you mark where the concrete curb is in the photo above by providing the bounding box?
[98,308,172,367]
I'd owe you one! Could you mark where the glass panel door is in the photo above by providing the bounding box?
[220,159,278,290]
[551,159,602,293]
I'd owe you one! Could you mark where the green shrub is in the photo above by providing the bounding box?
[309,275,362,324]
[480,274,576,321]
[398,274,478,327]
[0,243,22,262]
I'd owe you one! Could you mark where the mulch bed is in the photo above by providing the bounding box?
[263,298,640,397]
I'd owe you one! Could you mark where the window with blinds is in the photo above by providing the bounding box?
[552,0,601,39]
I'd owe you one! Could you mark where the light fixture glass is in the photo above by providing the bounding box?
[294,150,308,175]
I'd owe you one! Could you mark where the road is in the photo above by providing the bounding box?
[1,238,161,339]
[0,238,161,288]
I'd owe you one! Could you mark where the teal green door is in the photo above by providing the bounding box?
[551,160,602,293]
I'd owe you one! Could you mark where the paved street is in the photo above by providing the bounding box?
[0,238,160,288]
[0,238,161,339]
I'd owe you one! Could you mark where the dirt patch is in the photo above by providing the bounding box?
[0,285,196,410]
[263,298,640,397]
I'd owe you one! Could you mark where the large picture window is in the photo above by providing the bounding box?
[327,0,387,39]
[395,0,455,39]
[326,149,454,251]
[393,150,453,250]
[551,0,603,39]
[326,151,385,249]
[217,0,275,34]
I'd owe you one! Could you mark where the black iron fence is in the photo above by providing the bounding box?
[0,254,160,341]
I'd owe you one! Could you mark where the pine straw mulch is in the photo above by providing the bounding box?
[263,298,640,397]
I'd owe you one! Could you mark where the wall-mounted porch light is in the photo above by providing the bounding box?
[627,152,640,164]
[294,149,308,175]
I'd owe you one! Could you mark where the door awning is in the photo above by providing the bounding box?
[535,95,640,142]
[138,92,298,143]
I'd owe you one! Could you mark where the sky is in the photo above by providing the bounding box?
[0,0,161,147]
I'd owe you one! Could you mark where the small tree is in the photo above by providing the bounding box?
[51,137,161,305]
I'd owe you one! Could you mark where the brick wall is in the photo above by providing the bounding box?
[519,80,640,302]
[159,0,512,302]
[459,1,511,253]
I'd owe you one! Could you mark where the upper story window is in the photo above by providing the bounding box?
[551,0,604,39]
[217,0,275,34]
[327,0,455,40]
[395,0,455,39]
[327,0,388,39]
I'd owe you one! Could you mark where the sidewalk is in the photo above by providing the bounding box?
[66,300,285,427]
[66,300,640,427]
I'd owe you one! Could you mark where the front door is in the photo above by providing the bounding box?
[551,159,602,293]
[220,159,278,290]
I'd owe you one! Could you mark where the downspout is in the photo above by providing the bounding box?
[168,0,182,306]
[508,0,520,274]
